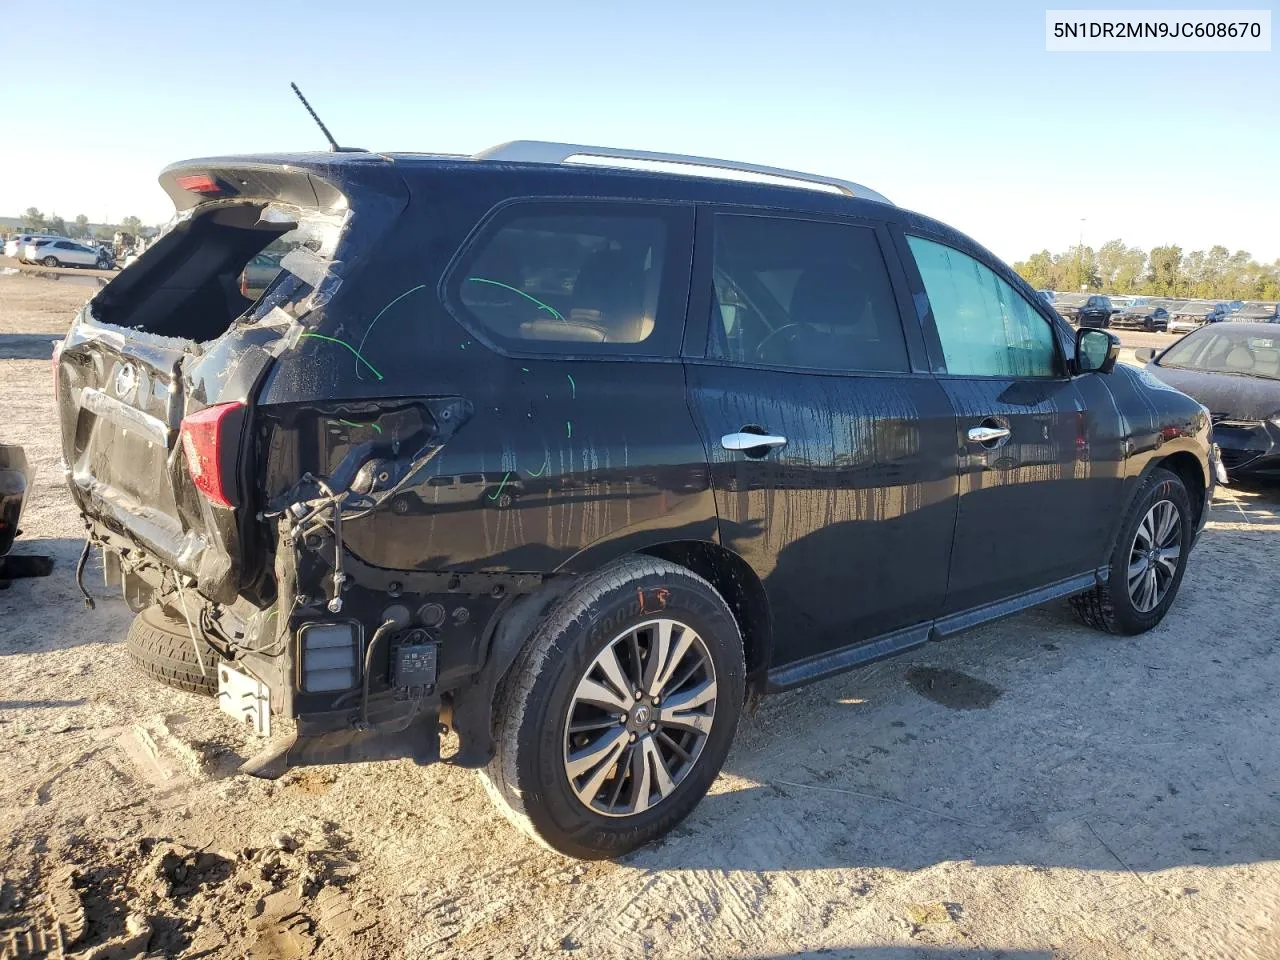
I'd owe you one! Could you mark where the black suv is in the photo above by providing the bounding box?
[55,142,1215,859]
[1076,295,1114,328]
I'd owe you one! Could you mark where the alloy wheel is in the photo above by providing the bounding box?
[1127,499,1181,613]
[563,618,717,817]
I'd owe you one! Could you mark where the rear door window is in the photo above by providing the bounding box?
[449,202,691,357]
[708,214,910,373]
[907,236,1059,378]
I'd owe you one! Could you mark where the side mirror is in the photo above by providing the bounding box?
[1133,346,1157,364]
[1076,328,1120,374]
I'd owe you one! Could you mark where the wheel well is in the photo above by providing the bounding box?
[639,541,771,691]
[1158,451,1207,527]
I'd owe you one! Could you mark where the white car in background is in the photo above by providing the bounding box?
[23,238,113,269]
[4,233,59,261]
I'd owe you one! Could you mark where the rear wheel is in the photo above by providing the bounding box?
[1070,466,1193,634]
[125,604,221,696]
[41,256,59,268]
[482,557,745,859]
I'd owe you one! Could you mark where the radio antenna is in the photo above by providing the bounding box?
[290,82,361,152]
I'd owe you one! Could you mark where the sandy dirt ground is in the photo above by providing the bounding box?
[1,271,1278,959]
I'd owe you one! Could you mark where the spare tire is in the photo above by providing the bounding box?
[125,604,221,696]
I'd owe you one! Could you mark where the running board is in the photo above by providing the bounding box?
[765,569,1103,692]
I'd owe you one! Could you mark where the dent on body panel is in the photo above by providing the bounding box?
[338,359,712,572]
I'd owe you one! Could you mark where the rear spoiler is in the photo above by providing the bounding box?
[158,154,385,214]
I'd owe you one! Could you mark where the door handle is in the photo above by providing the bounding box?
[967,423,1011,446]
[721,432,787,452]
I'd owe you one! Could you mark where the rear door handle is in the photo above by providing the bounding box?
[721,432,787,452]
[967,424,1011,445]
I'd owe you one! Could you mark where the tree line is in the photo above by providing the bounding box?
[1013,241,1280,301]
[17,207,146,242]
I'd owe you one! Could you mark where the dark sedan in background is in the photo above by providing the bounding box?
[1113,303,1170,332]
[1138,323,1280,477]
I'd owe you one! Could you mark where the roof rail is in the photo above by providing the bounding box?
[475,141,892,205]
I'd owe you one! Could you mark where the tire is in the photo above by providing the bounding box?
[96,259,110,270]
[1070,466,1193,635]
[42,256,59,267]
[125,603,221,696]
[481,556,745,859]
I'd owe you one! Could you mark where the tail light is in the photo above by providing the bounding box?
[175,174,224,195]
[180,401,245,508]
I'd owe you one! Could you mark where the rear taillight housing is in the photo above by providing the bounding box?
[180,401,244,508]
[175,173,224,195]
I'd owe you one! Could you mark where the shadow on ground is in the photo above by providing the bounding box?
[1,537,130,655]
[755,951,1051,959]
[623,487,1280,878]
[0,333,62,360]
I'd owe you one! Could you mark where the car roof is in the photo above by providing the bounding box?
[164,145,898,217]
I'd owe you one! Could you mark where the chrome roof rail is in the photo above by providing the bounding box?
[475,140,892,205]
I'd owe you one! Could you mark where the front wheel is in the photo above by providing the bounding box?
[96,259,110,270]
[482,557,745,859]
[1070,466,1193,634]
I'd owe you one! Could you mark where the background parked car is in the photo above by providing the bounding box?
[1231,302,1280,323]
[1037,289,1055,304]
[1076,295,1114,328]
[1169,301,1226,333]
[1112,302,1170,332]
[25,238,113,269]
[1051,292,1088,321]
[1137,323,1280,477]
[4,233,59,262]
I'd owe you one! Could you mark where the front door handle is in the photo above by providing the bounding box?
[721,432,787,452]
[967,423,1011,446]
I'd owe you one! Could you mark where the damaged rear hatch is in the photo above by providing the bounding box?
[55,155,406,602]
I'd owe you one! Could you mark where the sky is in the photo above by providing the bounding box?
[2,0,1276,265]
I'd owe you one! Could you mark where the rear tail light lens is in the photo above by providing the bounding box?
[180,401,244,508]
[175,174,223,195]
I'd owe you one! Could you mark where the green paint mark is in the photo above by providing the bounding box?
[566,420,573,439]
[526,455,549,478]
[299,333,383,381]
[566,373,576,399]
[355,284,427,379]
[337,419,383,434]
[460,342,468,350]
[487,472,513,501]
[466,277,565,321]
[521,367,530,373]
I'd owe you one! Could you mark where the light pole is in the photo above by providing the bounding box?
[1078,218,1087,291]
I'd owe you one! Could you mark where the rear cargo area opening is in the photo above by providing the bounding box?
[89,203,329,343]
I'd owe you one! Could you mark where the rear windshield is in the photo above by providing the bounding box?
[90,203,343,342]
[1160,328,1280,379]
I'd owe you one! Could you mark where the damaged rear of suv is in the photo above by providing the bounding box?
[58,143,1213,859]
